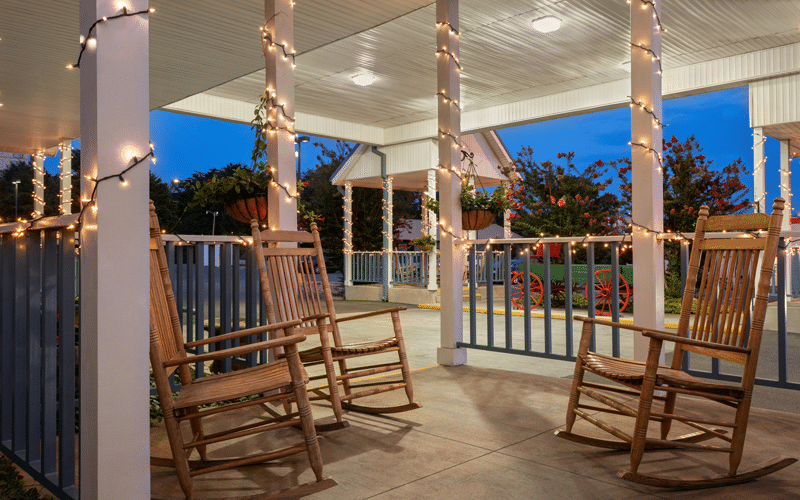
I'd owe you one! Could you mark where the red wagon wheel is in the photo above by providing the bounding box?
[584,269,630,316]
[510,271,544,309]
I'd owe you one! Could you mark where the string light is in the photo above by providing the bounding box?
[630,42,663,75]
[260,29,297,68]
[628,0,666,33]
[67,5,154,69]
[436,21,459,36]
[629,141,664,171]
[436,91,461,110]
[628,96,665,129]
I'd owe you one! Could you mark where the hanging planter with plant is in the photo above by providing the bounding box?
[410,234,436,252]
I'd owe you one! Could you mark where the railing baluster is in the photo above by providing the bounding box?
[564,243,573,357]
[587,243,596,351]
[777,238,788,384]
[1,233,14,446]
[41,230,59,477]
[27,229,42,467]
[504,244,512,349]
[14,229,28,456]
[523,248,531,352]
[194,243,205,377]
[58,227,77,492]
[611,241,620,358]
[485,247,494,348]
[543,243,552,355]
[220,243,232,373]
[469,245,477,345]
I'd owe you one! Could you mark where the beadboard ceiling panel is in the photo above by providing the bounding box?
[2,0,800,154]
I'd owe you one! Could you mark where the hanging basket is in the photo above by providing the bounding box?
[462,209,494,231]
[225,196,268,223]
[415,244,435,252]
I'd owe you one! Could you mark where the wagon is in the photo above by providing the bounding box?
[508,244,633,316]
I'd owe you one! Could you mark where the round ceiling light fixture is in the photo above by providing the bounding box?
[531,15,562,33]
[351,73,377,87]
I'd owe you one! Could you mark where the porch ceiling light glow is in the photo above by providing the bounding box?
[531,16,562,33]
[351,73,377,87]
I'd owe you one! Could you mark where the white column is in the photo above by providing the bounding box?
[383,176,394,290]
[264,0,297,230]
[60,143,73,214]
[436,0,466,366]
[630,0,664,362]
[78,1,150,498]
[503,210,511,238]
[780,140,792,230]
[427,169,438,291]
[780,140,792,296]
[344,181,353,287]
[32,152,45,218]
[753,128,766,213]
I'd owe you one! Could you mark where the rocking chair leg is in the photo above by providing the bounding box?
[660,391,677,440]
[392,311,415,404]
[630,339,663,473]
[285,347,325,482]
[317,319,344,424]
[729,397,752,475]
[163,409,194,500]
[566,321,594,432]
[187,406,207,461]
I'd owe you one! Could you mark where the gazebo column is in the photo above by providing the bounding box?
[436,0,466,366]
[32,152,45,218]
[344,181,353,287]
[382,175,393,299]
[503,210,511,238]
[264,0,297,230]
[630,0,664,362]
[78,0,151,497]
[753,128,766,213]
[427,168,438,291]
[60,142,72,214]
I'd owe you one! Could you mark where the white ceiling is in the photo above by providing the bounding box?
[2,0,800,154]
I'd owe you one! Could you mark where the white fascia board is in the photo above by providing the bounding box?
[160,94,385,145]
[384,42,800,146]
[750,73,800,128]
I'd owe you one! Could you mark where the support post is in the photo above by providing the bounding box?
[436,0,466,366]
[344,181,353,287]
[60,143,72,214]
[382,175,393,299]
[427,168,438,291]
[78,0,150,498]
[32,152,45,218]
[753,128,766,213]
[780,140,792,293]
[264,0,297,231]
[630,0,664,362]
[503,210,511,238]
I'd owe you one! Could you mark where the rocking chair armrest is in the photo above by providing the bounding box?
[641,330,751,354]
[184,319,304,348]
[335,307,407,323]
[573,316,674,337]
[165,332,307,367]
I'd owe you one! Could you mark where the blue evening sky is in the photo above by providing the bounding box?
[44,87,797,215]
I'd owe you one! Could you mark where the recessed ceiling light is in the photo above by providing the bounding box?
[351,73,377,87]
[531,16,562,33]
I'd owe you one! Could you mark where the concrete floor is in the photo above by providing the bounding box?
[151,301,800,499]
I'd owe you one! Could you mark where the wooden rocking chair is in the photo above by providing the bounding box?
[250,222,420,431]
[555,198,797,488]
[149,202,336,499]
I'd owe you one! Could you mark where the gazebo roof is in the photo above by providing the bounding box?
[2,1,800,154]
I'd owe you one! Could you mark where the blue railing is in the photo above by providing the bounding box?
[352,251,383,283]
[459,234,799,392]
[0,215,80,500]
[392,251,430,286]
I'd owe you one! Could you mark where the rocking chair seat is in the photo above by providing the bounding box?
[331,337,398,355]
[174,360,306,410]
[582,352,745,398]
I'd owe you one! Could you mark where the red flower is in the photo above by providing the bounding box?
[584,212,590,218]
[302,181,309,186]
[575,194,581,200]
[550,196,556,204]
[557,199,566,207]
[670,208,675,214]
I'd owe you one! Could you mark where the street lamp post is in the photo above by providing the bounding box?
[206,210,218,236]
[12,180,20,220]
[296,136,310,179]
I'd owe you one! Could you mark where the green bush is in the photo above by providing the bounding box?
[664,297,697,314]
[0,455,55,500]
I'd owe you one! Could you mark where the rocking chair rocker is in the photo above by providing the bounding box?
[250,222,420,431]
[149,202,335,499]
[555,198,796,488]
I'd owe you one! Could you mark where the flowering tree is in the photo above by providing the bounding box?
[509,148,623,238]
[614,134,750,233]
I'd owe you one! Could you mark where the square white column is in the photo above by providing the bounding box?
[60,143,73,214]
[436,0,466,366]
[753,128,766,213]
[427,168,438,291]
[78,1,151,498]
[630,0,665,362]
[344,181,353,286]
[32,152,45,218]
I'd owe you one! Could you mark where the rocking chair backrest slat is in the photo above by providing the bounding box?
[149,201,187,376]
[674,199,784,371]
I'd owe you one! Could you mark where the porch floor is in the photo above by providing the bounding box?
[151,302,800,499]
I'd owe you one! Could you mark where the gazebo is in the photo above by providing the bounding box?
[2,1,800,498]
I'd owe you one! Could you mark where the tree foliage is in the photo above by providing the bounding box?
[509,148,622,238]
[614,134,750,232]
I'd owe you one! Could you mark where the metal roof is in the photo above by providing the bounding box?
[2,0,800,154]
